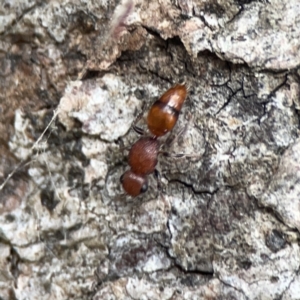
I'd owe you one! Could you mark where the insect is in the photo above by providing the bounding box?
[120,83,188,197]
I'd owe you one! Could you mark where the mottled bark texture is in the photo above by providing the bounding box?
[1,0,300,299]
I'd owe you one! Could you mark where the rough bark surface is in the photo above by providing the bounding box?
[1,0,300,299]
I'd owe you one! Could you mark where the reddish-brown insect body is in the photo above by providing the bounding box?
[120,170,148,197]
[147,84,187,137]
[120,83,187,197]
[128,137,159,175]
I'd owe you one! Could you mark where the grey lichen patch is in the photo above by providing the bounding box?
[58,74,142,141]
[0,243,14,297]
[93,276,247,299]
[0,142,30,214]
[126,277,174,299]
[112,197,171,234]
[14,243,45,262]
[2,103,112,298]
[39,2,70,43]
[14,242,106,299]
[160,121,206,185]
[0,0,37,34]
[110,233,171,276]
[209,189,254,235]
[214,211,300,299]
[81,137,110,188]
[282,273,300,300]
[260,138,300,231]
[167,189,214,273]
[174,0,300,71]
[213,0,300,70]
[92,278,129,300]
[166,186,254,275]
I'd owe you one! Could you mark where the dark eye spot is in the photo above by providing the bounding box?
[140,182,148,193]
